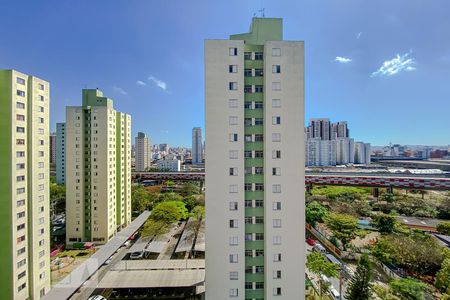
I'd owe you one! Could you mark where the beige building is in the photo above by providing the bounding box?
[0,70,51,299]
[135,132,151,171]
[65,89,131,247]
[205,18,305,300]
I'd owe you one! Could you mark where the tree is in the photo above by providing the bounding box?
[131,185,151,212]
[179,182,200,197]
[389,278,429,300]
[435,257,450,294]
[158,192,183,203]
[151,201,188,224]
[190,206,205,221]
[325,213,358,250]
[347,254,372,300]
[306,252,339,298]
[50,183,66,216]
[373,214,397,234]
[382,192,395,203]
[183,195,203,212]
[437,221,450,235]
[306,201,329,226]
[141,219,170,238]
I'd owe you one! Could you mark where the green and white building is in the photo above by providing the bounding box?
[205,18,305,299]
[0,70,51,299]
[65,89,131,246]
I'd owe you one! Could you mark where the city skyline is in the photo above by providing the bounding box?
[1,1,449,146]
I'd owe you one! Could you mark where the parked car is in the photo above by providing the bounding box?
[123,240,131,248]
[306,238,316,246]
[88,296,107,300]
[328,287,340,300]
[312,243,326,254]
[104,257,113,265]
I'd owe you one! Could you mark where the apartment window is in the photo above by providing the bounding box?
[17,247,26,256]
[229,202,238,211]
[272,167,281,176]
[272,99,281,108]
[255,167,263,175]
[274,287,282,296]
[244,183,252,191]
[255,249,264,257]
[245,282,252,289]
[17,223,25,231]
[229,219,238,228]
[229,254,238,263]
[230,272,239,280]
[244,69,252,77]
[244,118,252,126]
[244,134,252,142]
[255,118,263,125]
[272,65,281,73]
[16,77,26,85]
[18,283,26,292]
[255,183,264,191]
[229,288,238,298]
[38,162,44,168]
[244,85,252,93]
[229,82,238,90]
[229,65,238,73]
[255,68,264,76]
[229,134,238,142]
[255,102,263,109]
[255,200,264,207]
[38,83,44,90]
[17,199,25,207]
[39,95,44,101]
[38,217,44,224]
[229,167,238,176]
[255,150,263,158]
[255,233,264,241]
[38,117,44,124]
[273,219,282,228]
[255,282,264,289]
[38,172,44,179]
[245,217,252,224]
[255,216,264,224]
[272,133,281,142]
[245,250,253,257]
[244,52,252,60]
[229,184,238,193]
[245,234,253,241]
[38,106,44,112]
[272,48,281,56]
[255,134,263,142]
[273,236,282,245]
[245,200,252,207]
[16,90,25,97]
[255,85,263,93]
[17,258,26,268]
[39,239,45,246]
[16,126,25,133]
[229,116,238,125]
[229,99,238,108]
[17,187,25,195]
[16,114,25,121]
[39,250,45,258]
[272,116,281,125]
[272,150,281,159]
[272,82,281,91]
[38,128,44,135]
[229,236,238,246]
[272,184,281,193]
[229,150,238,159]
[244,102,252,109]
[255,52,263,60]
[16,102,25,109]
[244,150,253,158]
[229,47,238,56]
[273,201,281,210]
[17,235,25,243]
[16,139,25,145]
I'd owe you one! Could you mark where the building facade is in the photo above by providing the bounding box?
[56,123,65,184]
[335,137,354,165]
[156,157,181,172]
[354,142,371,164]
[135,132,151,171]
[331,121,349,139]
[0,70,51,300]
[205,18,305,300]
[49,133,56,164]
[65,89,131,246]
[192,127,203,164]
[305,138,337,166]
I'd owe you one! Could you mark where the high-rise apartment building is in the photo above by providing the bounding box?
[305,138,337,166]
[192,127,203,164]
[135,132,151,171]
[0,70,50,300]
[65,89,131,247]
[56,123,65,184]
[354,142,371,164]
[335,137,355,165]
[306,118,331,140]
[331,121,349,139]
[49,133,56,164]
[205,18,305,300]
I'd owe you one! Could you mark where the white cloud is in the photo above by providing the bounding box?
[136,80,147,86]
[335,56,352,63]
[113,86,127,95]
[148,75,167,91]
[371,51,416,77]
[356,32,362,39]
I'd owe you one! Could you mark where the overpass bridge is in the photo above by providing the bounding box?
[133,172,450,191]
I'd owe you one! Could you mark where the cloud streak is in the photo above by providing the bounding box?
[371,51,416,77]
[335,56,352,63]
[113,86,127,95]
[356,32,362,39]
[136,80,147,86]
[148,75,167,91]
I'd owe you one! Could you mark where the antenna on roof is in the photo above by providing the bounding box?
[258,8,265,17]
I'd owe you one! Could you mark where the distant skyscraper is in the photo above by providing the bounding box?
[354,142,371,164]
[0,70,51,299]
[335,137,355,165]
[331,121,349,139]
[135,132,151,171]
[205,18,305,299]
[305,138,337,166]
[307,118,331,140]
[56,123,66,184]
[65,89,131,246]
[159,143,169,152]
[192,127,203,164]
[49,133,56,164]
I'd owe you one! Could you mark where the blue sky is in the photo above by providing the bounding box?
[1,0,449,147]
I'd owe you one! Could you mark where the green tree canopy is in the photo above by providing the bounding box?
[306,252,339,297]
[435,257,450,294]
[437,221,450,235]
[141,219,171,238]
[325,212,358,250]
[389,278,430,300]
[347,254,373,300]
[312,186,369,201]
[159,192,183,203]
[131,185,151,212]
[306,201,329,226]
[151,201,188,224]
[179,182,201,197]
[373,214,397,234]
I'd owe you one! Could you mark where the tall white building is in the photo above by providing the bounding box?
[192,127,203,164]
[205,18,305,300]
[156,157,181,172]
[56,123,65,184]
[331,121,349,139]
[0,70,51,299]
[65,89,131,247]
[354,142,371,164]
[305,138,337,166]
[135,132,151,171]
[336,137,354,165]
